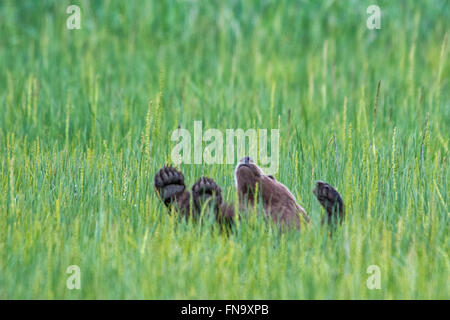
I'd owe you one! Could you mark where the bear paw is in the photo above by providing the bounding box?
[154,166,186,207]
[192,177,223,213]
[313,180,344,217]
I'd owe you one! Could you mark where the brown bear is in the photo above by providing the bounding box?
[154,157,344,230]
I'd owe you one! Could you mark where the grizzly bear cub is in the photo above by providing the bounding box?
[154,157,344,230]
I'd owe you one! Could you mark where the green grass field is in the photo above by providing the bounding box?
[0,0,448,299]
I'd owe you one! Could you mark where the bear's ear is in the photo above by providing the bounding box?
[267,175,275,180]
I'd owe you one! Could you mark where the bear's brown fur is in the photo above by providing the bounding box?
[234,156,310,229]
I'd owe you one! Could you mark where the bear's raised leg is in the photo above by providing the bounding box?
[192,177,222,213]
[192,177,235,228]
[154,166,191,217]
[313,180,345,226]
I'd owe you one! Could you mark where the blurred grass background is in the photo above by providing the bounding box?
[0,0,448,299]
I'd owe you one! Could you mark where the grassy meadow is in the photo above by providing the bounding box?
[0,0,449,299]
